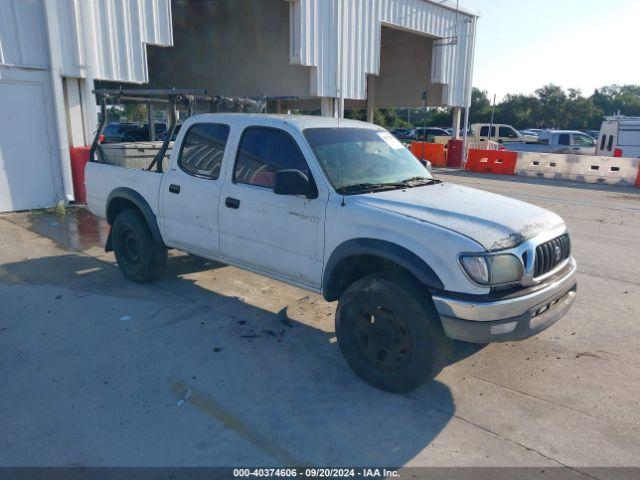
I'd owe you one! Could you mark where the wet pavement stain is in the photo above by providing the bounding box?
[2,207,110,252]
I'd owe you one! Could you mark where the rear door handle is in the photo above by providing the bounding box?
[225,197,240,209]
[169,184,181,194]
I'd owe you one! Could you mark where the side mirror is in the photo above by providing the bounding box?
[273,169,314,197]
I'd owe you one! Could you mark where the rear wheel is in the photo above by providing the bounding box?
[112,209,167,283]
[335,273,451,393]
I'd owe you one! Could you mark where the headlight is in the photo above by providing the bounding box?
[460,254,524,286]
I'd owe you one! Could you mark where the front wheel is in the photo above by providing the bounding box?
[335,273,451,393]
[112,209,167,283]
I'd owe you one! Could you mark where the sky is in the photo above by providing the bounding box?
[463,0,640,100]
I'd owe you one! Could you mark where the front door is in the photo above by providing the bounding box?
[571,133,597,155]
[160,122,231,256]
[219,126,326,289]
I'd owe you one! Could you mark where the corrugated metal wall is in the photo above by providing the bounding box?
[290,0,477,107]
[0,0,173,83]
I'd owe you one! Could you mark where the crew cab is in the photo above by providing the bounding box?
[86,113,577,393]
[506,130,597,155]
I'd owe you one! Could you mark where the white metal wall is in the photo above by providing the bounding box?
[0,0,173,83]
[0,0,173,211]
[290,0,477,107]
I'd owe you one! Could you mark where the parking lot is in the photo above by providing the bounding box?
[1,172,639,469]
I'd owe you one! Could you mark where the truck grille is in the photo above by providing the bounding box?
[534,234,571,277]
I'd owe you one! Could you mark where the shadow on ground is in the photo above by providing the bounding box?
[0,248,478,466]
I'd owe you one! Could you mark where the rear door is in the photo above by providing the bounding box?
[219,125,327,289]
[160,122,231,256]
[596,121,617,157]
[570,133,597,155]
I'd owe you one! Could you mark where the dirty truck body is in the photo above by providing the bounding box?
[86,113,577,392]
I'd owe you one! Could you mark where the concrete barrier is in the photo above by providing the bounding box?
[515,152,640,187]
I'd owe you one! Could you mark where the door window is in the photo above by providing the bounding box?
[558,134,571,146]
[499,126,518,138]
[234,127,310,188]
[178,123,230,179]
[572,134,595,146]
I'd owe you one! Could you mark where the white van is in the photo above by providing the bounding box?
[596,116,640,158]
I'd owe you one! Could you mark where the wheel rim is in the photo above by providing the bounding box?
[353,305,412,372]
[120,228,141,266]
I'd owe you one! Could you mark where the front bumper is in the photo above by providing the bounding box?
[433,258,577,343]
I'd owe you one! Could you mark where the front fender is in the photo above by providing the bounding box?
[322,238,445,301]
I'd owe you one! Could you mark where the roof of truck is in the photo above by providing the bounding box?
[186,113,380,131]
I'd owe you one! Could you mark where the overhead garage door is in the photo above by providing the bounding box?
[0,81,58,213]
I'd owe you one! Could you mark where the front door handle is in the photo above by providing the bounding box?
[169,184,181,194]
[225,197,240,209]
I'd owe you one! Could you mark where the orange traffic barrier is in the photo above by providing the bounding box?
[636,164,640,188]
[466,149,518,175]
[410,142,446,167]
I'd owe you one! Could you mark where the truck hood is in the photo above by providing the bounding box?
[355,182,564,251]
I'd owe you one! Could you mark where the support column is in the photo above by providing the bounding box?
[452,107,462,138]
[44,0,75,203]
[320,97,334,117]
[366,75,376,123]
[63,78,85,147]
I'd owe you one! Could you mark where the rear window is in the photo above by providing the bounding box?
[600,135,606,151]
[607,135,614,152]
[178,123,230,180]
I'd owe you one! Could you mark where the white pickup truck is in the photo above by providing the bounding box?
[86,113,577,393]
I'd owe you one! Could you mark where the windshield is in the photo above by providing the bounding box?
[304,128,435,194]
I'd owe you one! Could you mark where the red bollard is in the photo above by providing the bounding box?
[447,139,464,168]
[69,146,91,204]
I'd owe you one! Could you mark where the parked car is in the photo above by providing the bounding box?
[596,116,640,158]
[470,124,538,143]
[506,130,596,155]
[389,128,414,141]
[86,114,577,393]
[122,122,168,142]
[521,129,541,137]
[411,127,450,141]
[102,123,142,143]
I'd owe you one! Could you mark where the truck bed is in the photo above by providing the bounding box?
[85,161,164,221]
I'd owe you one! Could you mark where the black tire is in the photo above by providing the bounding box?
[112,209,167,283]
[335,272,452,393]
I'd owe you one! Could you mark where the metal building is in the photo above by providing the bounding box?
[0,0,173,212]
[0,0,478,213]
[148,0,478,123]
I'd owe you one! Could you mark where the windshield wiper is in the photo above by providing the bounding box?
[337,182,407,195]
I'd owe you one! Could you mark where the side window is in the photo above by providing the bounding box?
[607,135,614,152]
[178,123,230,180]
[480,126,489,136]
[499,126,517,138]
[600,135,606,151]
[558,134,570,146]
[573,134,595,146]
[234,127,310,188]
